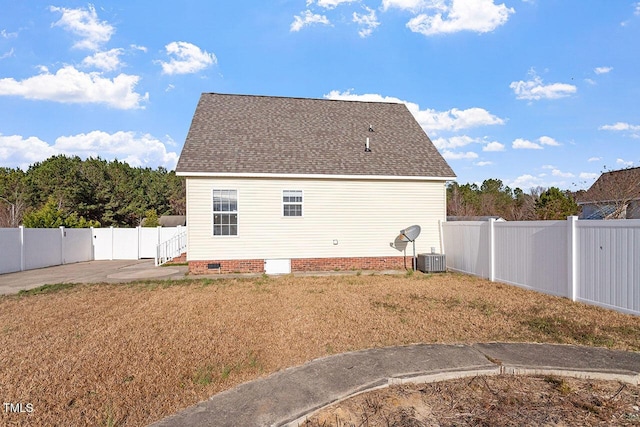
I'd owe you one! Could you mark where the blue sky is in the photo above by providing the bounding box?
[1,1,639,191]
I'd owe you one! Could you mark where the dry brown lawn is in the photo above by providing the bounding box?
[0,272,639,426]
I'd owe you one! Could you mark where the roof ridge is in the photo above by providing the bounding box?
[201,92,405,106]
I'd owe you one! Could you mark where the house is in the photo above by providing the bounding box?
[175,93,456,274]
[159,215,186,227]
[447,216,506,222]
[578,167,640,219]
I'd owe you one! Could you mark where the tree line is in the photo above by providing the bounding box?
[0,156,582,228]
[0,155,185,228]
[447,179,580,221]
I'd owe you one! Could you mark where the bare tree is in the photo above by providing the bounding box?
[508,188,536,220]
[446,182,480,217]
[0,197,26,228]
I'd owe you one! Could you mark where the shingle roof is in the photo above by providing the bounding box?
[176,93,455,179]
[159,215,186,227]
[577,167,640,204]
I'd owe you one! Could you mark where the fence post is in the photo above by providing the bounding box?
[60,226,65,265]
[90,226,95,261]
[489,218,495,281]
[567,216,578,301]
[19,225,25,271]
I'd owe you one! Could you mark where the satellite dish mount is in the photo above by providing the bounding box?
[398,225,421,271]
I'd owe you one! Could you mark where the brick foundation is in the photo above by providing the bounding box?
[291,256,411,271]
[165,252,187,264]
[189,259,265,274]
[188,256,414,274]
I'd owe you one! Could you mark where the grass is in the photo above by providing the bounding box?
[0,272,638,426]
[522,314,631,348]
[17,282,80,296]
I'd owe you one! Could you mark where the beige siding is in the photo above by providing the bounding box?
[186,177,447,261]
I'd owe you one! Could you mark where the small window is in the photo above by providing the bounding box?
[283,190,303,217]
[213,189,238,236]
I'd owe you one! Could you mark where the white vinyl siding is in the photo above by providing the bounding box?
[283,190,303,217]
[186,177,447,261]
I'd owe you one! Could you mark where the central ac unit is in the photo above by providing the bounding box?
[417,253,446,273]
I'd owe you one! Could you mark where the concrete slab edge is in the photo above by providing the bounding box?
[284,365,640,427]
[281,379,389,427]
[283,367,501,427]
[500,366,640,385]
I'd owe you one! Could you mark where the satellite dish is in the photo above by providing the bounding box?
[399,225,421,242]
[396,225,421,271]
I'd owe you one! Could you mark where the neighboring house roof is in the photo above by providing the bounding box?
[176,93,455,180]
[577,166,640,205]
[159,215,186,227]
[581,205,617,220]
[447,216,506,222]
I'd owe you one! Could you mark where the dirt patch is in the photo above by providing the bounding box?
[302,375,640,426]
[0,273,638,426]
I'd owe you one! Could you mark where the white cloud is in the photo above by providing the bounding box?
[475,161,493,166]
[54,131,178,169]
[1,29,18,39]
[82,48,123,71]
[406,0,515,36]
[159,41,217,75]
[315,0,356,8]
[512,138,542,149]
[382,0,444,12]
[0,131,178,170]
[324,90,504,133]
[0,48,14,60]
[483,141,504,151]
[584,78,596,85]
[588,157,601,162]
[0,65,148,109]
[291,10,331,32]
[50,5,114,51]
[579,172,599,180]
[551,169,574,178]
[0,134,57,170]
[442,150,478,160]
[621,3,640,26]
[599,122,640,132]
[353,7,380,37]
[538,136,560,146]
[418,106,505,132]
[616,158,634,167]
[600,122,640,138]
[508,174,542,190]
[131,44,147,53]
[432,135,477,149]
[510,70,577,100]
[594,66,613,75]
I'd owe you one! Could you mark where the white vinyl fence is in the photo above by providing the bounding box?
[442,217,640,316]
[0,226,185,275]
[92,226,184,261]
